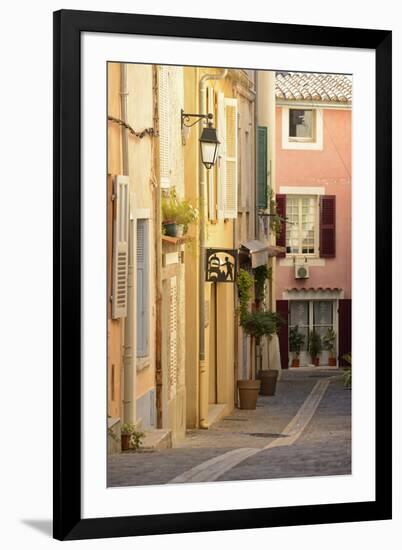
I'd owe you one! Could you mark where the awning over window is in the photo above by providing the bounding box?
[239,240,286,268]
[286,287,343,292]
[283,287,344,300]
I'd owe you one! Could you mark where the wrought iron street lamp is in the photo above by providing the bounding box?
[199,124,220,169]
[181,109,220,170]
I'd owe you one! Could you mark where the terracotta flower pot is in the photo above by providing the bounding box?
[291,358,300,368]
[237,380,261,409]
[121,433,131,451]
[328,356,337,367]
[313,357,320,366]
[259,370,279,396]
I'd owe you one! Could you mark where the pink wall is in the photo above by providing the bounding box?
[275,106,352,299]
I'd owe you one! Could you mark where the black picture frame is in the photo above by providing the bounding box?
[53,9,392,541]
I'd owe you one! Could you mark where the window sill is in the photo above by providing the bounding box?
[282,139,323,151]
[162,235,193,245]
[280,257,326,267]
[288,137,314,143]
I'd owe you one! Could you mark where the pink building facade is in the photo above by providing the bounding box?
[274,73,352,368]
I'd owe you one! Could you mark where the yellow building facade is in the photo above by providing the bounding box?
[183,68,264,428]
[107,63,279,450]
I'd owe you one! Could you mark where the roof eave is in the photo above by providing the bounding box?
[276,98,352,110]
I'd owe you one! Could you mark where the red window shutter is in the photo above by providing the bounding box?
[276,194,286,257]
[320,195,336,258]
[338,299,352,366]
[276,300,289,369]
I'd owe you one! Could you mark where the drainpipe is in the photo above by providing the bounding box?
[121,64,136,425]
[254,72,260,241]
[198,69,228,429]
[153,66,163,429]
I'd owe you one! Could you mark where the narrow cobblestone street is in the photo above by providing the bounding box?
[108,369,351,487]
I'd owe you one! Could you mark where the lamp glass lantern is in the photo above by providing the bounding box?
[199,124,220,170]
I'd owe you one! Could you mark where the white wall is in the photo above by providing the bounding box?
[0,1,400,549]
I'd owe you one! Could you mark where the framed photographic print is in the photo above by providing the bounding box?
[53,9,392,541]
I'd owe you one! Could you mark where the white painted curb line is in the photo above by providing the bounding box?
[169,378,331,484]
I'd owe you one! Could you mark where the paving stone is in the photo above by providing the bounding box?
[107,372,351,487]
[218,378,351,481]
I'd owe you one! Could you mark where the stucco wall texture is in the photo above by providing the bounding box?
[275,106,352,300]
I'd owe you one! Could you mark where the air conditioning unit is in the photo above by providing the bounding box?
[295,264,309,279]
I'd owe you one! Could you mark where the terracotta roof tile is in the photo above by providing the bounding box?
[276,72,352,104]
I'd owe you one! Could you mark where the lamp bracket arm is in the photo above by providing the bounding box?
[181,109,213,129]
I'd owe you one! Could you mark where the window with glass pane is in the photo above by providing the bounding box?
[286,195,316,255]
[289,301,309,351]
[289,109,314,140]
[313,301,333,342]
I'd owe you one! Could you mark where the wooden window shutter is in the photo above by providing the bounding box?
[111,175,130,319]
[223,97,238,219]
[207,86,216,220]
[275,194,287,257]
[276,300,289,369]
[159,66,170,188]
[338,299,352,366]
[136,219,149,357]
[257,126,268,209]
[320,195,336,258]
[216,92,226,220]
[168,276,178,400]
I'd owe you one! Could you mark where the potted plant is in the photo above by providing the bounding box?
[252,265,281,396]
[323,327,337,366]
[242,311,282,396]
[161,187,198,237]
[120,424,145,451]
[236,269,282,405]
[120,423,135,451]
[289,325,305,368]
[308,330,322,366]
[236,270,260,409]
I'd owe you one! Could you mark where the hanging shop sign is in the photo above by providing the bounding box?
[205,248,237,282]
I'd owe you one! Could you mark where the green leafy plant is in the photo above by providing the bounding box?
[236,269,254,323]
[268,188,285,238]
[162,188,198,234]
[323,327,336,358]
[308,330,322,360]
[343,368,352,388]
[241,311,283,339]
[120,423,136,435]
[289,325,305,357]
[130,430,145,450]
[342,353,352,388]
[254,264,272,305]
[342,353,352,366]
[120,424,145,450]
[236,268,282,379]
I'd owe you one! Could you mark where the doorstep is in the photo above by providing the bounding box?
[208,404,227,427]
[142,429,172,450]
[289,366,341,371]
[281,366,342,381]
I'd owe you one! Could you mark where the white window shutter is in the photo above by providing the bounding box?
[136,219,149,357]
[112,175,130,319]
[168,276,178,401]
[207,86,216,220]
[216,92,226,220]
[159,66,170,189]
[223,97,238,219]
